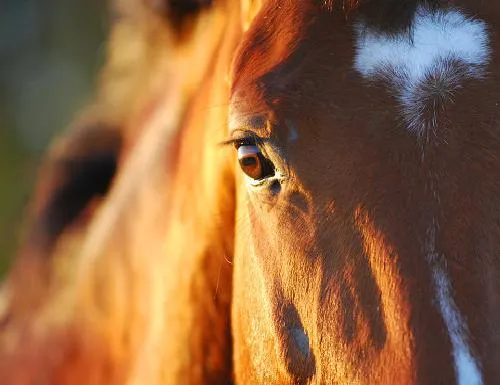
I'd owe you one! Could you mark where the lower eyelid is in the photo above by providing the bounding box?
[246,170,287,189]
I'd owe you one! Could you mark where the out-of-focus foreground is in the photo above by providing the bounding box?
[0,0,107,274]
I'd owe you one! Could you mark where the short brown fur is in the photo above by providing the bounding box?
[2,0,500,384]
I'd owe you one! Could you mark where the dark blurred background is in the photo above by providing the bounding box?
[0,0,109,275]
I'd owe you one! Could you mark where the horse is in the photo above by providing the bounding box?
[1,0,500,384]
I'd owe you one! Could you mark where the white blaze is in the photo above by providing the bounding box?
[353,6,489,383]
[426,224,483,385]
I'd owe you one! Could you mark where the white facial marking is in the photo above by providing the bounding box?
[426,224,483,385]
[354,7,490,134]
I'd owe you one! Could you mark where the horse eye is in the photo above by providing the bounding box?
[237,145,275,180]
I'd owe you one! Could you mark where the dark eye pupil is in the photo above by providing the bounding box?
[241,157,257,167]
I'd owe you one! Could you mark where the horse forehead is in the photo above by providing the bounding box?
[354,6,491,135]
[231,3,493,135]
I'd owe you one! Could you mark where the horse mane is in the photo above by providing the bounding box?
[0,0,240,382]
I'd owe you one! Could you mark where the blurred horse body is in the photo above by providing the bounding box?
[2,1,500,384]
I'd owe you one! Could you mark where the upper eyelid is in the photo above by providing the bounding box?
[220,131,288,169]
[219,129,271,148]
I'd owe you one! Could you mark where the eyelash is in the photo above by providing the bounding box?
[219,134,264,149]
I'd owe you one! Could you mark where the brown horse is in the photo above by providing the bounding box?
[2,0,500,384]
